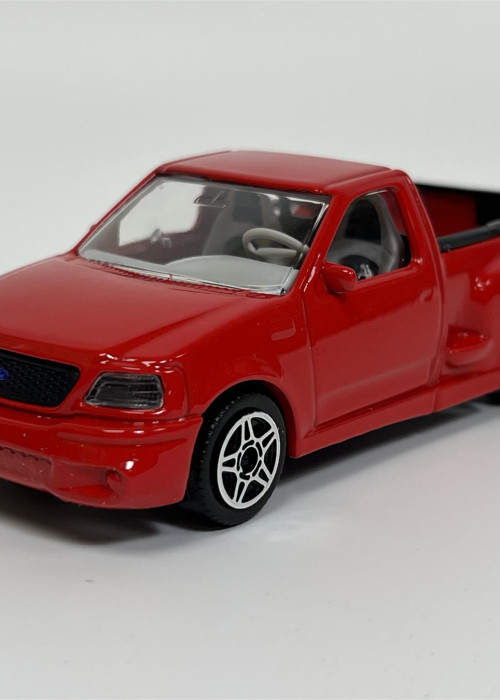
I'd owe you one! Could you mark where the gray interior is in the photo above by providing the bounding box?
[163,255,298,290]
[78,177,329,294]
[202,191,282,256]
[327,192,405,274]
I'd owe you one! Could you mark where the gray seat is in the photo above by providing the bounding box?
[327,193,405,275]
[203,191,281,256]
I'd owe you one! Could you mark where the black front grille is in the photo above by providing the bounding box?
[0,348,80,408]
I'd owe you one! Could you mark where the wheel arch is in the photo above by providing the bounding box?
[201,380,298,457]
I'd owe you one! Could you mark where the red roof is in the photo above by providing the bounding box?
[158,150,389,194]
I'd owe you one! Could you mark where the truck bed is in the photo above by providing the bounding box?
[418,183,500,410]
[417,183,500,251]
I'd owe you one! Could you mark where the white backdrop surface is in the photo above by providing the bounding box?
[1,2,500,699]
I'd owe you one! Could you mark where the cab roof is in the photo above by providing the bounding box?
[157,150,389,195]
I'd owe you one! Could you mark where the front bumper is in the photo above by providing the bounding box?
[0,402,202,508]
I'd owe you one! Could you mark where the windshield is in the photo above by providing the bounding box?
[78,177,329,294]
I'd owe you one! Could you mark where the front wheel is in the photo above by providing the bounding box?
[185,393,286,527]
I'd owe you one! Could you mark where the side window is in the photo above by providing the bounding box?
[327,190,411,280]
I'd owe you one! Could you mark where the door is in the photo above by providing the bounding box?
[305,185,442,426]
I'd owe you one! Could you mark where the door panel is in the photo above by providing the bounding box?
[305,185,442,426]
[306,265,440,425]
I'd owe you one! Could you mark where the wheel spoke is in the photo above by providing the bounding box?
[261,438,278,465]
[258,461,272,481]
[235,478,250,504]
[220,424,245,473]
[233,424,244,449]
[220,450,241,472]
[220,461,239,474]
[258,428,277,451]
[252,473,270,488]
[243,416,255,442]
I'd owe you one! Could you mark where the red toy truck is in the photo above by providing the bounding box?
[1,150,500,526]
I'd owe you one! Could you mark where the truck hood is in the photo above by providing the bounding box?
[0,255,268,364]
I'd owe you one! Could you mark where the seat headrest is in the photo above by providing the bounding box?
[232,192,263,224]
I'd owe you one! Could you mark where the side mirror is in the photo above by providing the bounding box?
[321,262,357,294]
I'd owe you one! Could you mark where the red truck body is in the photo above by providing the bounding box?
[0,150,499,522]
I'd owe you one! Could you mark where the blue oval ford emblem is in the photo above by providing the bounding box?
[0,368,9,381]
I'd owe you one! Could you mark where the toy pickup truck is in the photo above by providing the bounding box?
[1,150,500,526]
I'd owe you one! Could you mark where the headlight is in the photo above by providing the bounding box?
[85,373,164,409]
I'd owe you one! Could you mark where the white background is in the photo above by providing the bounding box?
[1,2,500,698]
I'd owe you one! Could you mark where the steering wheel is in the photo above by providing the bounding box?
[243,228,309,266]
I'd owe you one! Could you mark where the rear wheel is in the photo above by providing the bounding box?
[185,393,286,526]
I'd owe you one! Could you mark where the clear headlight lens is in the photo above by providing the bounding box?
[85,373,164,409]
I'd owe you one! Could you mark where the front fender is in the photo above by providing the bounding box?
[180,296,315,457]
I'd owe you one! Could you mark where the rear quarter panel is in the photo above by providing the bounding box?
[441,238,500,374]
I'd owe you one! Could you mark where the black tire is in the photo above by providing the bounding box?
[488,390,500,404]
[184,393,286,527]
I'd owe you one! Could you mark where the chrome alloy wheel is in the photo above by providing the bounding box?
[216,411,281,510]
